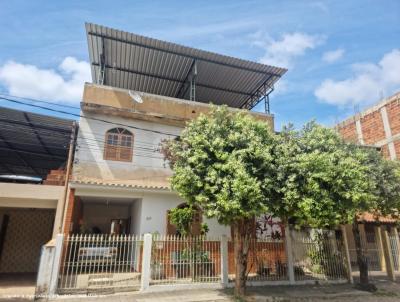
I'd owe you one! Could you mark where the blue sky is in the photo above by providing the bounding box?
[0,0,399,129]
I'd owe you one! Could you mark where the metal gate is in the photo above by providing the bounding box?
[57,234,143,294]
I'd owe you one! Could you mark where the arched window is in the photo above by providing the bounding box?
[103,128,133,162]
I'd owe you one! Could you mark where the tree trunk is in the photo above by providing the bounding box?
[233,218,252,297]
[352,220,369,285]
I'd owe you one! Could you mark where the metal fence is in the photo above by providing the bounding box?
[292,231,347,281]
[49,226,400,295]
[228,238,288,283]
[348,231,385,280]
[389,233,400,272]
[150,235,221,284]
[58,234,143,294]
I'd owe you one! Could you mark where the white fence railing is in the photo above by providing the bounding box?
[57,234,143,294]
[36,226,400,296]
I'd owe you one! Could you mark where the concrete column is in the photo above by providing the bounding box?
[340,225,354,284]
[374,225,386,271]
[141,233,152,291]
[355,119,365,145]
[381,228,396,281]
[380,106,397,160]
[284,225,295,284]
[390,227,400,271]
[49,234,64,297]
[220,235,229,287]
[35,242,56,297]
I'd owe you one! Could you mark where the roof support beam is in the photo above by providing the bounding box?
[88,31,283,77]
[92,63,252,97]
[176,59,196,99]
[242,74,277,110]
[98,37,106,85]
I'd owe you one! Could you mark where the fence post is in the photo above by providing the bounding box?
[381,228,396,281]
[374,225,386,272]
[220,235,229,287]
[49,234,64,297]
[340,225,354,284]
[284,225,295,285]
[141,233,153,291]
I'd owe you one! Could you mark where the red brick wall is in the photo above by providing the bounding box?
[63,189,82,234]
[395,141,400,159]
[360,111,386,145]
[336,94,400,160]
[386,100,400,136]
[337,122,358,143]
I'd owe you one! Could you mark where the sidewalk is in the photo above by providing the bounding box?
[2,282,400,302]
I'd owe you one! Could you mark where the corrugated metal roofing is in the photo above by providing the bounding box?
[86,23,287,109]
[0,106,74,179]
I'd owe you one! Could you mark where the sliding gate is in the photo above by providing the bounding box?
[57,234,143,294]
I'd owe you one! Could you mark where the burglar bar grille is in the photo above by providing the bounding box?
[150,235,221,284]
[292,232,347,281]
[58,234,143,294]
[228,238,287,283]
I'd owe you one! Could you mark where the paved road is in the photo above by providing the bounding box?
[2,282,400,301]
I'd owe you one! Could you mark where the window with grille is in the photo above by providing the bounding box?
[103,128,133,162]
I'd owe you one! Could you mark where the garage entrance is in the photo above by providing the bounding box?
[0,208,55,274]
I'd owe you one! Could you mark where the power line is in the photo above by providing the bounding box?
[0,97,180,137]
[0,93,80,110]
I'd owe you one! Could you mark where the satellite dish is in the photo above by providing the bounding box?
[128,90,143,103]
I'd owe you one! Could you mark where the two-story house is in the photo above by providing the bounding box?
[62,23,286,238]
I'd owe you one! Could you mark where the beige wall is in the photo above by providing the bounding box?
[0,183,64,236]
[82,83,274,128]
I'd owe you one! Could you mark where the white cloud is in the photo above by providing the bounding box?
[0,57,91,104]
[315,49,400,107]
[322,48,344,63]
[255,32,324,68]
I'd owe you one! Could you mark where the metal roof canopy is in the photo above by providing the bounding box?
[86,23,287,111]
[0,106,74,180]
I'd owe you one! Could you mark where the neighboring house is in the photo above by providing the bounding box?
[336,92,400,160]
[62,23,286,238]
[335,92,400,271]
[0,107,73,277]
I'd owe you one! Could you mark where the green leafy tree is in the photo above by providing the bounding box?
[277,122,400,288]
[162,106,279,296]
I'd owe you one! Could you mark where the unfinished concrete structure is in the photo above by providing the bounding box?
[336,92,400,160]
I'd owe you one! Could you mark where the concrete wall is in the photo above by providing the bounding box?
[0,183,64,236]
[82,83,274,128]
[73,110,179,188]
[139,192,229,237]
[71,83,272,238]
[336,92,400,160]
[72,184,230,237]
